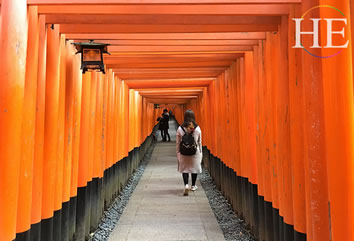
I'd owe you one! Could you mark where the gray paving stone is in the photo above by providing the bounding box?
[109,121,225,241]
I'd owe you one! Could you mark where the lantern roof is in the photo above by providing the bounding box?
[72,40,110,54]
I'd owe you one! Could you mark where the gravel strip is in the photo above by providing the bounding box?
[91,141,156,241]
[199,168,255,241]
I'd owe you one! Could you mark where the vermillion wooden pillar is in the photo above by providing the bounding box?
[128,89,136,151]
[244,51,257,185]
[256,40,266,240]
[91,72,104,232]
[122,81,129,157]
[62,40,75,241]
[88,71,98,183]
[207,80,216,153]
[69,52,82,240]
[53,34,66,241]
[301,1,330,240]
[251,47,259,187]
[254,43,264,197]
[78,73,91,188]
[231,61,241,178]
[142,99,146,137]
[264,33,276,241]
[113,76,120,163]
[137,93,142,146]
[135,91,140,148]
[351,0,354,80]
[106,69,114,169]
[102,73,109,171]
[31,14,47,241]
[41,24,60,241]
[86,70,97,235]
[76,72,91,241]
[16,5,39,240]
[215,75,222,158]
[101,71,109,207]
[118,78,125,160]
[288,5,307,238]
[277,16,294,240]
[93,73,104,180]
[104,69,114,207]
[0,0,28,240]
[263,34,275,207]
[320,0,354,240]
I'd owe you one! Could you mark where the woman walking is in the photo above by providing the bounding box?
[176,110,202,196]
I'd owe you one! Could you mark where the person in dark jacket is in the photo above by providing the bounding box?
[161,109,171,142]
[157,115,165,141]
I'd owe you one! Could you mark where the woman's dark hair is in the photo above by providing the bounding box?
[182,109,198,127]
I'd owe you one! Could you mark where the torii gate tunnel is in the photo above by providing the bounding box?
[0,0,353,241]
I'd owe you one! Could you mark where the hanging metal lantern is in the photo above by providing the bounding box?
[73,40,110,74]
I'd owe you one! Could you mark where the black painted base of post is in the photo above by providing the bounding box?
[53,209,62,241]
[69,196,77,241]
[75,187,86,241]
[15,229,30,241]
[294,230,306,241]
[62,201,70,241]
[30,222,41,241]
[41,217,53,241]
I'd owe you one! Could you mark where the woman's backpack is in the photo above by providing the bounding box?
[180,126,197,156]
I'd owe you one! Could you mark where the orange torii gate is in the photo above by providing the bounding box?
[0,0,353,241]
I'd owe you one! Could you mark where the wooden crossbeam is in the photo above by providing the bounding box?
[38,4,290,15]
[65,32,266,40]
[46,14,281,25]
[82,39,259,46]
[59,24,278,34]
[27,0,301,4]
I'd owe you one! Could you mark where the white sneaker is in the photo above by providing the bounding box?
[183,184,190,196]
[191,185,198,191]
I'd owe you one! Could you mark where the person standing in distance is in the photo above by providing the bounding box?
[162,109,171,142]
[156,114,165,141]
[176,110,202,196]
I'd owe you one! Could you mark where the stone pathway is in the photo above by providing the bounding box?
[109,121,225,241]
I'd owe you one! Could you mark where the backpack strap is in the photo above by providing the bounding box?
[180,126,186,133]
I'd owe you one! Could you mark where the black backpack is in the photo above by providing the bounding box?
[180,126,197,156]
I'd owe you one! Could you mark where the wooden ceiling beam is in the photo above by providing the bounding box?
[80,39,259,46]
[143,99,190,104]
[135,87,206,91]
[46,14,281,25]
[114,72,221,79]
[107,45,254,52]
[104,53,243,59]
[140,94,202,97]
[59,24,278,34]
[104,56,238,64]
[125,81,212,88]
[136,88,203,93]
[38,4,289,15]
[107,61,232,69]
[65,32,266,40]
[28,0,301,4]
[124,77,215,82]
[114,67,225,72]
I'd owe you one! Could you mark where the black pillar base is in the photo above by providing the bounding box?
[15,229,30,241]
[62,201,70,241]
[41,217,53,241]
[30,222,41,241]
